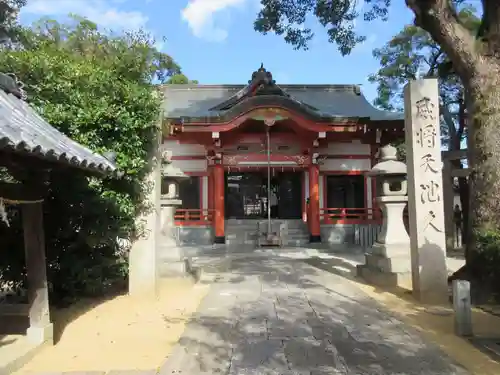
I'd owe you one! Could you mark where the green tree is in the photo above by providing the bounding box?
[167,73,199,84]
[0,0,25,44]
[0,17,182,303]
[369,9,479,258]
[254,0,500,259]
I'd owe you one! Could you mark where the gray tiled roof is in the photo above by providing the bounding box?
[0,89,116,174]
[162,84,403,122]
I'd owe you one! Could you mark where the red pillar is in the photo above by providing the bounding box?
[208,167,214,211]
[213,164,225,244]
[308,164,321,243]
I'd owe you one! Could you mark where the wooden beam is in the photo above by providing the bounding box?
[0,149,111,177]
[22,202,53,344]
[0,150,55,173]
[450,168,470,177]
[0,182,45,201]
[442,149,468,161]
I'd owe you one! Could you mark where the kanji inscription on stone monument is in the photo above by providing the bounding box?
[404,79,448,304]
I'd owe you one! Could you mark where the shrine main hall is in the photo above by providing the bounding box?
[162,65,403,247]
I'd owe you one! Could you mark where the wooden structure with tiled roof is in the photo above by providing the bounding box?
[0,72,116,366]
[161,65,404,247]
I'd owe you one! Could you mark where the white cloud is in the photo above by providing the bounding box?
[23,0,149,31]
[181,0,247,42]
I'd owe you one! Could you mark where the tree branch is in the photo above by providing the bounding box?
[405,0,480,79]
[426,48,444,75]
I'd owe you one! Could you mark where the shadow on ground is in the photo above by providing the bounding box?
[161,256,471,374]
[305,253,500,372]
[0,290,128,356]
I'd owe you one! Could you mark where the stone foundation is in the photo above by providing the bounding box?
[357,242,412,288]
[173,222,382,249]
[356,264,412,288]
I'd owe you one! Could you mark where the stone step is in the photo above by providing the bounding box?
[364,252,411,273]
[225,231,309,237]
[225,220,307,230]
[224,226,311,232]
[225,237,310,246]
[224,218,310,247]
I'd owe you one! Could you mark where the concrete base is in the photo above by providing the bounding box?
[158,260,188,277]
[357,264,412,288]
[370,241,410,258]
[214,236,225,244]
[358,241,411,288]
[0,336,51,375]
[309,234,321,243]
[26,323,53,345]
[364,252,411,273]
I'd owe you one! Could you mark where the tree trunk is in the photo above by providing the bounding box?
[458,175,469,249]
[454,99,469,256]
[406,0,500,275]
[464,63,500,273]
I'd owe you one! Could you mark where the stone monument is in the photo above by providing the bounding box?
[404,78,448,304]
[128,137,161,297]
[357,144,412,287]
[157,149,190,276]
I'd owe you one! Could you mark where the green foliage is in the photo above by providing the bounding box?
[470,229,500,296]
[369,8,478,109]
[167,73,199,84]
[254,0,489,57]
[368,8,478,150]
[0,0,25,44]
[254,0,374,54]
[0,17,183,304]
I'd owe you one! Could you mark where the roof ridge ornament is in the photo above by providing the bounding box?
[249,63,275,86]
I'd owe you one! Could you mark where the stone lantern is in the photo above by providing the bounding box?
[158,150,189,276]
[357,144,412,287]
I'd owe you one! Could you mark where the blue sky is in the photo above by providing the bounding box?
[19,0,415,103]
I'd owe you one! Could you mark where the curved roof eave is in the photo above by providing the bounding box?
[168,94,368,124]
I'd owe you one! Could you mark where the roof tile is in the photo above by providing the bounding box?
[161,84,403,122]
[0,89,116,174]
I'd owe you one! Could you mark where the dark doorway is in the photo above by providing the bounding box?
[225,172,266,219]
[275,172,302,219]
[225,170,303,220]
[326,175,365,218]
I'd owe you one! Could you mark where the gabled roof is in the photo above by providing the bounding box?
[161,65,403,124]
[0,73,116,175]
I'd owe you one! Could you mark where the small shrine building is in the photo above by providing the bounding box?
[161,65,404,246]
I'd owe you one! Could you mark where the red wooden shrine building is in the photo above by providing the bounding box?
[161,65,403,246]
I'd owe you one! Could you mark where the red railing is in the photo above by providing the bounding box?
[174,207,406,226]
[320,207,382,224]
[174,209,213,225]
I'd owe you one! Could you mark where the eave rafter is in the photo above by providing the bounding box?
[165,105,364,135]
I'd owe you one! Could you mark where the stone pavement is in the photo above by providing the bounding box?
[160,255,469,375]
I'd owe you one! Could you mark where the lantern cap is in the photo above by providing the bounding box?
[366,144,406,176]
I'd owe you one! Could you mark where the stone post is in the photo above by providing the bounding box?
[128,130,161,297]
[157,149,189,276]
[404,78,449,304]
[158,195,185,276]
[22,202,54,345]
